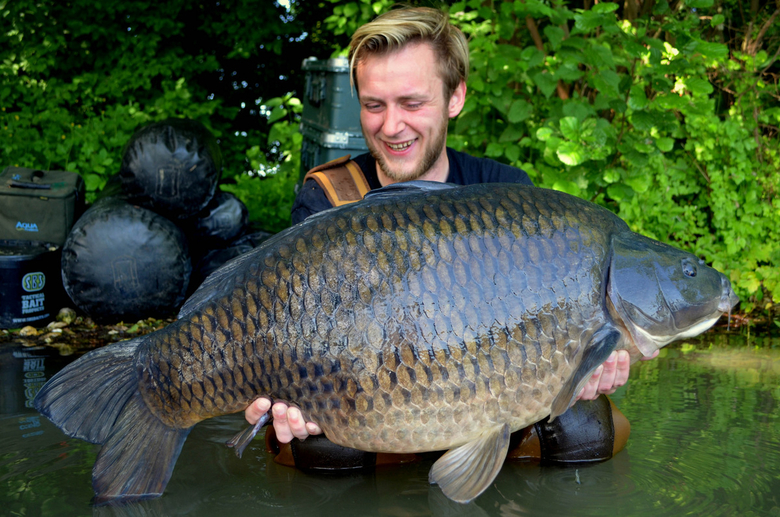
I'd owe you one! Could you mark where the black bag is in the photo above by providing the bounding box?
[0,167,85,245]
[118,118,222,219]
[61,197,192,322]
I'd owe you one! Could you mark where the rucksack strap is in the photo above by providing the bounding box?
[302,155,370,207]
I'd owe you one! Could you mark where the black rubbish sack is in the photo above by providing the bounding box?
[179,191,249,253]
[119,118,222,218]
[61,197,191,322]
[187,230,275,295]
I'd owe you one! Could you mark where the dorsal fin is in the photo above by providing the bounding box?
[363,180,457,201]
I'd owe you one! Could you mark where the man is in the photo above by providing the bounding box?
[247,6,652,453]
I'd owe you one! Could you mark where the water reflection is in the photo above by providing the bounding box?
[2,329,780,516]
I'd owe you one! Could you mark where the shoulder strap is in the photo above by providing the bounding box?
[302,155,370,207]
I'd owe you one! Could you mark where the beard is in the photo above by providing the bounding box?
[368,113,449,183]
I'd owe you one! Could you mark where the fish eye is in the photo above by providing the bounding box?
[682,260,697,278]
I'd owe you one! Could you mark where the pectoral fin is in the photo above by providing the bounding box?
[550,327,621,421]
[428,423,511,503]
[226,410,271,458]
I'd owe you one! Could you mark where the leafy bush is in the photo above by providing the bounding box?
[222,95,303,233]
[321,0,780,312]
[442,0,779,312]
[0,0,331,199]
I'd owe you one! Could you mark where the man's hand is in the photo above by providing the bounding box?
[245,398,322,444]
[576,349,660,401]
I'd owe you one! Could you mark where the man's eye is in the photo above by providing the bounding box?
[406,103,422,110]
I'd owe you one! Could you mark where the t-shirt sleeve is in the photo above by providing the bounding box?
[291,179,333,225]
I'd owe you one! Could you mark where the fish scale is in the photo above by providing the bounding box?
[35,182,738,505]
[137,185,610,451]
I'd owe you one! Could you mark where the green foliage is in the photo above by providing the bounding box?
[438,0,779,312]
[3,0,779,314]
[321,0,780,312]
[222,95,303,233]
[0,0,332,201]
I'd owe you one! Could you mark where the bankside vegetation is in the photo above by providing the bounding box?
[2,0,778,314]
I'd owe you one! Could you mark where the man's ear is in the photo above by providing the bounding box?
[448,81,467,118]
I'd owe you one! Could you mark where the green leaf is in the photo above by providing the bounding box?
[653,0,669,14]
[607,183,635,201]
[485,142,504,157]
[536,127,554,141]
[342,2,359,17]
[592,70,620,97]
[555,64,583,82]
[711,14,725,27]
[632,111,660,131]
[628,85,648,110]
[499,124,525,143]
[603,169,622,183]
[623,40,647,59]
[552,179,581,196]
[544,26,565,51]
[84,173,103,191]
[559,116,580,141]
[686,77,714,96]
[592,2,619,13]
[656,137,674,152]
[508,99,532,123]
[268,106,287,123]
[686,0,713,8]
[574,11,604,31]
[505,144,521,163]
[556,141,587,166]
[693,41,729,60]
[563,102,593,121]
[532,72,558,98]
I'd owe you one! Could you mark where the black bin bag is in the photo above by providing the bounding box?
[61,197,191,322]
[119,118,222,218]
[180,191,249,252]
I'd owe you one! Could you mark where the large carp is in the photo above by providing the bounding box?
[35,182,738,505]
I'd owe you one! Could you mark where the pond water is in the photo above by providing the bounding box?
[2,327,779,517]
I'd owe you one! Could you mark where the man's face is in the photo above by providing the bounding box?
[356,42,465,183]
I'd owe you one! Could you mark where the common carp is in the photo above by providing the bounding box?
[35,182,738,505]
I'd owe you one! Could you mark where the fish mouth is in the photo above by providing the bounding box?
[718,276,740,313]
[386,139,416,151]
[718,276,740,329]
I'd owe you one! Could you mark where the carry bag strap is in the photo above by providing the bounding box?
[302,155,370,207]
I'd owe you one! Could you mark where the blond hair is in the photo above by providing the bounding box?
[348,6,469,99]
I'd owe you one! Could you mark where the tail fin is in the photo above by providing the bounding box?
[92,390,190,505]
[34,336,190,505]
[34,337,142,443]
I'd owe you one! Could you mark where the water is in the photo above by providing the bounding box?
[2,328,779,517]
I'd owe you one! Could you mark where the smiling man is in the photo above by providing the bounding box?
[249,6,643,461]
[289,7,536,224]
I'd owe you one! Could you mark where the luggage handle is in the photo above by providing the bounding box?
[8,169,51,189]
[10,180,52,189]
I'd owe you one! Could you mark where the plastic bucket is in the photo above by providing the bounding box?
[0,240,67,329]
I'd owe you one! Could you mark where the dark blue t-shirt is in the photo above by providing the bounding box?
[291,147,534,225]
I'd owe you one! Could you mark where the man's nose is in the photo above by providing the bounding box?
[382,106,405,136]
